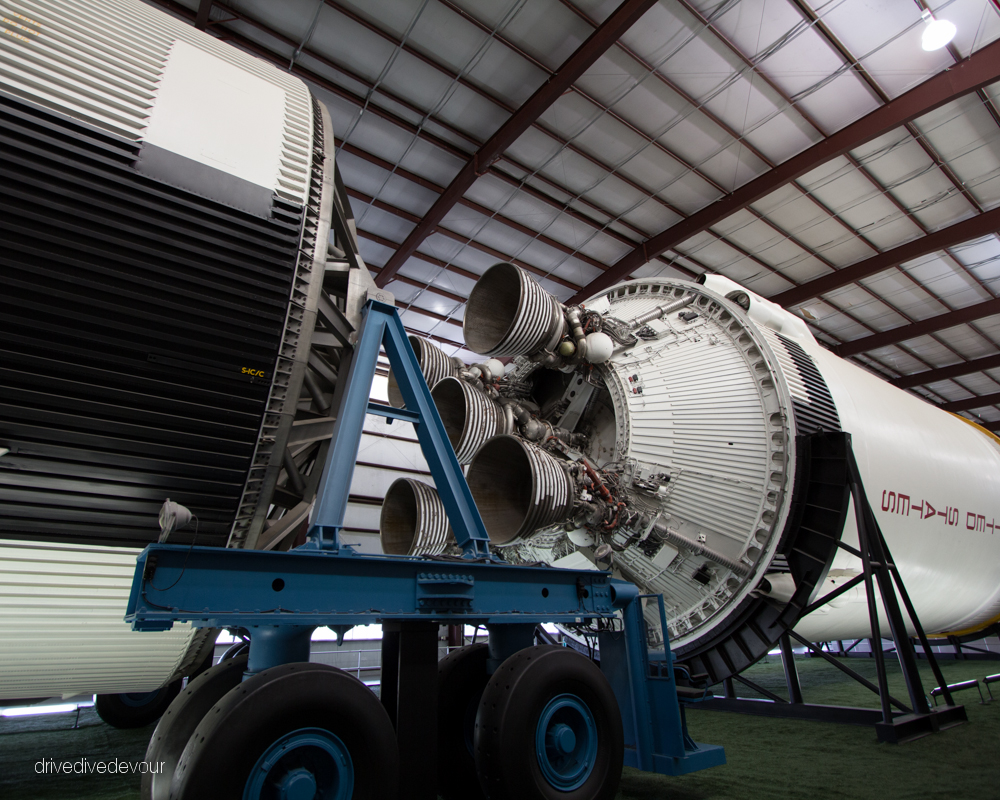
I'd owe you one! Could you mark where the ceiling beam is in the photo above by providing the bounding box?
[570,38,1000,302]
[372,0,658,288]
[772,206,1000,308]
[890,353,1000,389]
[835,297,1000,357]
[939,391,1000,413]
[194,0,212,29]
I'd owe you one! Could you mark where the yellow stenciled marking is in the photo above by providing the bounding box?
[7,9,40,25]
[1,27,30,42]
[1,15,40,36]
[241,367,266,378]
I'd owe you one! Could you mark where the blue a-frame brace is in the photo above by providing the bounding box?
[307,299,491,557]
[125,298,723,782]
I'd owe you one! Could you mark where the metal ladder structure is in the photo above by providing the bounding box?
[126,297,725,800]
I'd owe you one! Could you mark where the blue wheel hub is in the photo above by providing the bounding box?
[243,727,353,800]
[534,693,598,791]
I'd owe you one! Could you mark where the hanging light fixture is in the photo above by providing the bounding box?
[158,498,193,542]
[921,9,957,51]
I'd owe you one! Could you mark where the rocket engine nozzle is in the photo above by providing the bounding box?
[466,435,576,544]
[379,478,454,556]
[431,376,508,463]
[463,262,565,358]
[387,336,457,408]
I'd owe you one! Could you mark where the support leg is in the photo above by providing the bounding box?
[381,623,401,728]
[246,625,314,675]
[396,622,439,800]
[486,624,535,673]
[780,633,804,704]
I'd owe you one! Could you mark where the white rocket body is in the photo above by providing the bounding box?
[0,0,326,698]
[419,265,1000,680]
[592,274,1000,646]
[796,345,1000,640]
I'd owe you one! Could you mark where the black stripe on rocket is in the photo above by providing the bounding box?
[776,334,841,434]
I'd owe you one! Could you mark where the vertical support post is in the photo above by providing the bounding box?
[853,479,895,724]
[780,633,804,704]
[620,597,655,772]
[486,624,535,672]
[723,677,736,699]
[381,624,401,729]
[308,308,385,548]
[887,552,955,705]
[395,623,439,800]
[246,625,315,675]
[951,636,964,660]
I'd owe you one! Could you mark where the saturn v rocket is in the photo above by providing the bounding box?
[383,262,1000,682]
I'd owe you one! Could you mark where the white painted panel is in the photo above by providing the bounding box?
[144,40,286,193]
[0,0,312,203]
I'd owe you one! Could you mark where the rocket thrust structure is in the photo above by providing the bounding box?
[383,263,1000,682]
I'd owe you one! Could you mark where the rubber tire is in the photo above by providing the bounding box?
[169,662,398,800]
[141,654,249,800]
[438,643,489,800]
[474,645,623,800]
[94,679,182,730]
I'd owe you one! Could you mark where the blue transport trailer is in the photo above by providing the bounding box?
[126,299,724,800]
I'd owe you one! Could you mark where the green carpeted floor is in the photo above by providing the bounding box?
[623,657,1000,800]
[0,656,996,799]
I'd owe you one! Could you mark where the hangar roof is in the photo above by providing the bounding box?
[153,0,1000,429]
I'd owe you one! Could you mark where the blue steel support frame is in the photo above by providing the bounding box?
[308,300,491,557]
[122,299,725,781]
[599,594,726,775]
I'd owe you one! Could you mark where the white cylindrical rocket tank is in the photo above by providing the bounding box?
[697,274,1000,642]
[445,264,1000,682]
[0,0,333,698]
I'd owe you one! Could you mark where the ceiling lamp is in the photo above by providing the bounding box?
[921,10,956,51]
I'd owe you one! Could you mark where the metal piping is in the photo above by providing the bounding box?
[653,521,750,576]
[626,294,696,331]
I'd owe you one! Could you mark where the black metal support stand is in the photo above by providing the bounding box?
[380,624,400,729]
[842,440,967,742]
[388,622,439,800]
[693,432,968,742]
[780,633,804,705]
